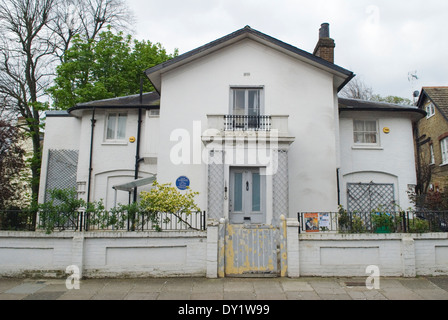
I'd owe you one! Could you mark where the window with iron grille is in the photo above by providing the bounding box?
[347,182,395,213]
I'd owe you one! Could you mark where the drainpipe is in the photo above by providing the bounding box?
[83,107,96,231]
[336,168,341,206]
[133,76,144,203]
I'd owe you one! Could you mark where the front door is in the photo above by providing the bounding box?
[229,167,265,224]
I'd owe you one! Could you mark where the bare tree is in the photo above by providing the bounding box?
[339,76,374,100]
[49,0,134,60]
[0,0,133,219]
[0,0,57,217]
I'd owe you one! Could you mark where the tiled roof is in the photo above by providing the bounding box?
[419,87,448,118]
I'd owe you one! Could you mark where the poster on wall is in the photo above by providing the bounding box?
[319,213,330,230]
[304,213,319,232]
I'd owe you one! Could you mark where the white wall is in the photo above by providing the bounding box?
[1,230,447,278]
[39,115,81,203]
[0,231,207,278]
[339,111,417,210]
[75,109,157,208]
[298,233,448,277]
[158,38,340,217]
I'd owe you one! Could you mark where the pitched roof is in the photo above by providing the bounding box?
[145,25,354,93]
[417,87,448,118]
[338,97,426,120]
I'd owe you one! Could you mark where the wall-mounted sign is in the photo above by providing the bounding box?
[176,176,190,190]
[129,136,136,143]
[383,127,390,134]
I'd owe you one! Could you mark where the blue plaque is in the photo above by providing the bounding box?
[176,176,190,190]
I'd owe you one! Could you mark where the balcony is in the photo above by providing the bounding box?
[224,115,271,131]
[203,114,294,148]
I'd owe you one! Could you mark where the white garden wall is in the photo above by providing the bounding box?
[296,232,448,277]
[0,231,207,278]
[1,227,447,278]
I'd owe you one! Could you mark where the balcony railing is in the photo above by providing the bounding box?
[224,115,271,131]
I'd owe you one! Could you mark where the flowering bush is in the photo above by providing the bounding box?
[139,181,201,231]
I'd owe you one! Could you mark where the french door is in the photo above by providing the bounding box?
[229,167,265,224]
[231,88,262,130]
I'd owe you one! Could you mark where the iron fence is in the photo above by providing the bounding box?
[224,115,271,131]
[83,210,207,232]
[0,209,35,231]
[297,211,448,234]
[1,208,207,233]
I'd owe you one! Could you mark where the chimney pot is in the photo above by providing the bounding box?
[319,23,330,38]
[313,22,335,64]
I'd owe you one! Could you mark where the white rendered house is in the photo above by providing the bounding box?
[39,24,424,226]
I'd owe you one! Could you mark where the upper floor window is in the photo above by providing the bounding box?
[430,143,435,165]
[441,137,448,165]
[426,102,435,118]
[106,112,127,141]
[353,119,378,145]
[231,87,263,116]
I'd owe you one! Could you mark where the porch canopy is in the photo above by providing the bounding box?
[112,175,157,206]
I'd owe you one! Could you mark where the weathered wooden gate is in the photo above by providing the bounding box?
[223,223,286,277]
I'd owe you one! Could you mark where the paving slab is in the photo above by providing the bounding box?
[4,283,46,294]
[0,276,447,301]
[23,291,66,300]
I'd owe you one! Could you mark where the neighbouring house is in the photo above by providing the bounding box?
[39,23,425,225]
[338,98,424,213]
[415,87,448,194]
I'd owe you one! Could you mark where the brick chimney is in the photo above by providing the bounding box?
[313,23,335,63]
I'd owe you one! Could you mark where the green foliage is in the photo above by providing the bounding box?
[140,181,200,215]
[408,218,430,233]
[371,212,395,233]
[88,201,131,230]
[337,206,366,233]
[38,188,85,234]
[48,28,178,109]
[371,94,413,106]
[140,181,201,231]
[37,183,201,233]
[337,205,350,232]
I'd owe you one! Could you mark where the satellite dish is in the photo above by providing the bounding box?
[413,90,420,98]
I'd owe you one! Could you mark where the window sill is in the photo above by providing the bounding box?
[351,145,383,150]
[439,162,448,167]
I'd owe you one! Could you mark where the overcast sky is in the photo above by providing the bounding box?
[126,0,448,101]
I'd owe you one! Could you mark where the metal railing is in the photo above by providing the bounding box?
[84,210,207,232]
[0,209,35,231]
[224,115,271,131]
[297,211,448,234]
[1,209,206,232]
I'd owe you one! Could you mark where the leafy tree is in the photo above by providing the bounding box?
[371,94,412,106]
[49,29,178,109]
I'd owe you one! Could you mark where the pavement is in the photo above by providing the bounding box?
[1,275,448,301]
